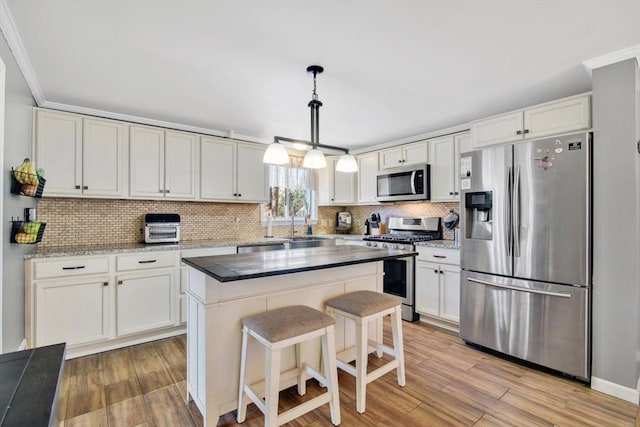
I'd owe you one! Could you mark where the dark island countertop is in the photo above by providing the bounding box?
[0,343,65,427]
[182,245,416,282]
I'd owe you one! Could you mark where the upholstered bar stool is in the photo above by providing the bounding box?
[237,305,341,427]
[325,290,405,413]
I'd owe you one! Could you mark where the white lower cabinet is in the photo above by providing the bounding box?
[34,276,111,347]
[26,250,185,358]
[115,269,177,336]
[415,247,461,331]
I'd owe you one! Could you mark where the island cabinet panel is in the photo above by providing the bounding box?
[185,261,384,427]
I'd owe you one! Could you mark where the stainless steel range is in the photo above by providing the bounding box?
[364,217,441,321]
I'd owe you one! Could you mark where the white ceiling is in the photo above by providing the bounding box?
[3,0,640,150]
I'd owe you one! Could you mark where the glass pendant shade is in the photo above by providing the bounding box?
[335,154,358,172]
[302,147,327,168]
[263,142,290,165]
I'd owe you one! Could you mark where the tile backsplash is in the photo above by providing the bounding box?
[35,198,460,247]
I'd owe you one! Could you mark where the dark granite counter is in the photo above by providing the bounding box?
[0,343,65,427]
[182,245,416,282]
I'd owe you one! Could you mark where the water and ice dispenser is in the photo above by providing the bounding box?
[464,191,492,240]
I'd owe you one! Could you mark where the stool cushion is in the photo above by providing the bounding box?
[326,290,401,317]
[242,305,335,343]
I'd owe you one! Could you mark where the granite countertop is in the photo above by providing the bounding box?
[414,240,460,250]
[25,234,458,259]
[182,245,416,282]
[24,238,290,259]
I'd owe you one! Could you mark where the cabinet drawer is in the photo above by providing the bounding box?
[416,247,460,265]
[34,256,110,279]
[116,251,177,272]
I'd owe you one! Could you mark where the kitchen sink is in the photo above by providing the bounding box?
[285,236,335,250]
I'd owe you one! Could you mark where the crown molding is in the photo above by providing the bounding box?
[39,101,270,144]
[583,44,640,74]
[0,0,45,104]
[351,122,470,155]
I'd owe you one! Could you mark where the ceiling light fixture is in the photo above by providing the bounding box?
[264,65,357,172]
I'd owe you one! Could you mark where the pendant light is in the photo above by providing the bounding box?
[262,138,290,164]
[266,65,357,172]
[303,65,327,169]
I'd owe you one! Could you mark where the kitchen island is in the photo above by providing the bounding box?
[182,245,415,426]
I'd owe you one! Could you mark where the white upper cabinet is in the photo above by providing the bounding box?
[379,140,428,169]
[200,136,235,200]
[470,93,591,149]
[357,152,379,204]
[428,131,470,202]
[129,125,197,199]
[164,131,198,199]
[428,135,456,202]
[200,136,267,202]
[236,142,268,202]
[35,110,126,197]
[83,118,127,197]
[318,156,357,205]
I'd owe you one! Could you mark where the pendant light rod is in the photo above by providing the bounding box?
[273,135,350,154]
[307,65,323,146]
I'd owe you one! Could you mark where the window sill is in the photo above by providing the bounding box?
[260,219,318,226]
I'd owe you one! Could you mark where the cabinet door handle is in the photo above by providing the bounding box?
[434,269,439,273]
[449,191,454,195]
[75,185,81,189]
[433,255,447,259]
[83,186,88,190]
[454,192,459,195]
[237,193,242,197]
[138,259,157,264]
[440,270,444,274]
[62,265,85,270]
[398,160,402,163]
[524,129,530,134]
[516,130,522,135]
[103,282,108,287]
[118,280,123,285]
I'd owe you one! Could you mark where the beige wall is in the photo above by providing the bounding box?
[36,198,460,247]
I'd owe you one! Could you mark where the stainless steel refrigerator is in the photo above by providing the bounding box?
[459,132,591,381]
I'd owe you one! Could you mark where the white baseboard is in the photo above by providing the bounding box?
[591,376,639,404]
[16,338,27,351]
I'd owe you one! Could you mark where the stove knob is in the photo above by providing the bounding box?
[372,242,378,247]
[365,242,371,247]
[395,244,402,250]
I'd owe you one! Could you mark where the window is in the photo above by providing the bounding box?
[263,156,317,221]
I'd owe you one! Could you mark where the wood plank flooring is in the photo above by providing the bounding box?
[58,321,638,426]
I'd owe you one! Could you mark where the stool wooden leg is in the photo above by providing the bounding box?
[322,326,341,425]
[296,342,306,396]
[237,328,249,423]
[265,346,281,427]
[355,317,368,413]
[390,307,406,387]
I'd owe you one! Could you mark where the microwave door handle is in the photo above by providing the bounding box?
[410,171,417,194]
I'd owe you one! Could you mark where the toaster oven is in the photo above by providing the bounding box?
[144,213,181,243]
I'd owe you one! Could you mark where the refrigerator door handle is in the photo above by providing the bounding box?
[505,166,512,257]
[467,278,571,298]
[513,165,521,257]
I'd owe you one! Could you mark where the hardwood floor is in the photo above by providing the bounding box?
[58,321,638,426]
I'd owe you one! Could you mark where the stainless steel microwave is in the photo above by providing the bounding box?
[376,164,430,202]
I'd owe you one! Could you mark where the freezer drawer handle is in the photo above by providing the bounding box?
[468,277,571,298]
[433,255,447,259]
